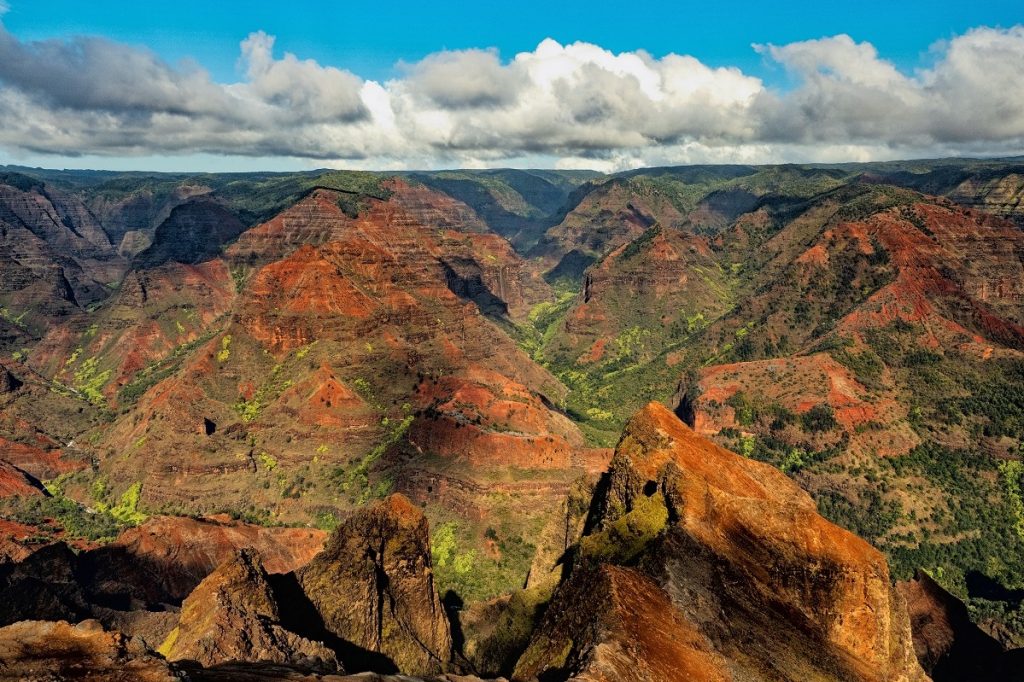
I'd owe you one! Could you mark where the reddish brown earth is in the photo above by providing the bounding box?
[692,354,920,456]
[3,163,1024,679]
[0,435,83,481]
[0,519,42,564]
[0,459,44,498]
[832,202,1023,348]
[515,564,730,682]
[86,515,327,603]
[531,178,687,279]
[665,196,1024,467]
[552,225,732,369]
[0,619,178,681]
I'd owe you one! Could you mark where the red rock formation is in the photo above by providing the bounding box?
[0,436,82,481]
[0,458,44,498]
[515,564,729,682]
[0,519,41,564]
[690,353,920,457]
[515,403,927,682]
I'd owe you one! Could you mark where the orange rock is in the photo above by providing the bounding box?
[517,403,927,682]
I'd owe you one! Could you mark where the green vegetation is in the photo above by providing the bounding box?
[0,477,147,541]
[431,518,539,603]
[0,305,28,329]
[332,414,414,504]
[800,404,837,433]
[578,494,668,564]
[234,361,293,423]
[118,332,217,405]
[258,452,278,471]
[216,334,232,363]
[71,356,112,406]
[1000,461,1024,540]
[108,482,147,524]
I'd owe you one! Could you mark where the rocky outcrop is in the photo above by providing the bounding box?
[0,619,178,681]
[0,543,91,627]
[161,549,339,672]
[515,564,729,682]
[514,402,927,682]
[136,197,246,267]
[299,494,452,675]
[898,571,1009,681]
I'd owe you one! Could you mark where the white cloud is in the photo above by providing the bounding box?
[0,26,1021,169]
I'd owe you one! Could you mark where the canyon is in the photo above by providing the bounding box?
[1,158,1023,680]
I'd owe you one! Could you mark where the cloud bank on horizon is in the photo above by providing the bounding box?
[0,23,1022,171]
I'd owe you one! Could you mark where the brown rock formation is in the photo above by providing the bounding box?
[0,543,91,627]
[299,494,452,675]
[162,549,339,672]
[514,402,927,682]
[0,619,177,682]
[515,564,729,682]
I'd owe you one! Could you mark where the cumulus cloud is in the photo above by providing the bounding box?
[0,25,1021,168]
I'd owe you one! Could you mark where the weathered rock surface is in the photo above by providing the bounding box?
[0,543,91,627]
[300,494,452,675]
[516,563,728,682]
[162,548,339,672]
[514,402,927,682]
[0,618,177,681]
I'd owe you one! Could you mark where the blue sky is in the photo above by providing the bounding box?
[5,0,1020,83]
[0,1,1022,171]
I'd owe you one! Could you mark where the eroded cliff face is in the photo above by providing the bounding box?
[0,409,944,681]
[514,402,927,682]
[299,494,452,676]
[0,179,125,330]
[162,549,340,672]
[947,172,1024,226]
